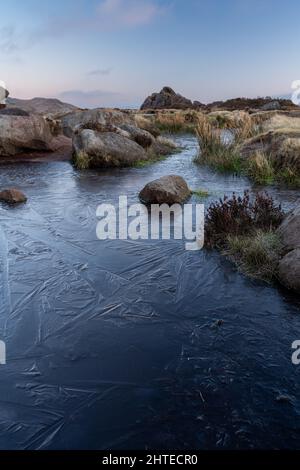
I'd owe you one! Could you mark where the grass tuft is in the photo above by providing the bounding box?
[226,230,283,281]
[73,151,91,170]
[192,189,210,198]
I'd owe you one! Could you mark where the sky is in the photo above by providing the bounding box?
[1,0,300,108]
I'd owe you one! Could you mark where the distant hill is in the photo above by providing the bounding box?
[6,97,78,116]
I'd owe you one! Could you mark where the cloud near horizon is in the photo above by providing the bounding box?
[87,67,113,77]
[59,89,128,108]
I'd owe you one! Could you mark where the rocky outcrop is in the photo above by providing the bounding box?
[0,189,27,204]
[62,108,131,137]
[240,129,300,173]
[141,87,194,111]
[139,175,191,204]
[73,130,147,168]
[278,205,300,293]
[6,97,77,118]
[0,114,53,156]
[206,97,298,112]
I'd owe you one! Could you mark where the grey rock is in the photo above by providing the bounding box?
[0,114,53,156]
[278,205,300,252]
[278,249,300,292]
[73,130,147,168]
[139,175,191,204]
[261,101,281,111]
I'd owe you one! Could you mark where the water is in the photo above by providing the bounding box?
[0,135,299,450]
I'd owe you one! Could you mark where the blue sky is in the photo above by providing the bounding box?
[1,0,300,107]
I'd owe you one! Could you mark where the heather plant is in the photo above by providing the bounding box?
[205,191,283,247]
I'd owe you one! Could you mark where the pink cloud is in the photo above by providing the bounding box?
[96,0,164,28]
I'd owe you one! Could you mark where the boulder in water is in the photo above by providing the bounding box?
[139,175,191,204]
[0,189,27,204]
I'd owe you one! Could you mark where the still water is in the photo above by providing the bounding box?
[0,135,299,449]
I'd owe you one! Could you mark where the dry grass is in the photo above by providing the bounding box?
[226,230,282,281]
[134,114,160,137]
[208,110,255,140]
[245,151,275,185]
[73,151,91,170]
[195,113,242,172]
[154,110,198,133]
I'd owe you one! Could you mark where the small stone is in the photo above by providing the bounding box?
[0,189,27,204]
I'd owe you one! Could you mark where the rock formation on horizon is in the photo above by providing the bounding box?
[141,86,198,110]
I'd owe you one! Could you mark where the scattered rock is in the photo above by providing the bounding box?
[73,130,147,168]
[139,175,191,204]
[260,100,281,111]
[0,189,27,204]
[141,87,194,111]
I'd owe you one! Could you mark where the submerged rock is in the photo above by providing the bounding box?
[73,130,147,168]
[141,87,194,110]
[0,189,27,204]
[139,175,191,204]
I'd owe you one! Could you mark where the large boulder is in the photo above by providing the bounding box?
[73,130,147,168]
[277,204,300,293]
[278,205,300,252]
[0,114,53,156]
[278,250,300,293]
[0,189,27,204]
[139,175,191,204]
[119,124,154,148]
[141,87,194,111]
[62,109,131,137]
